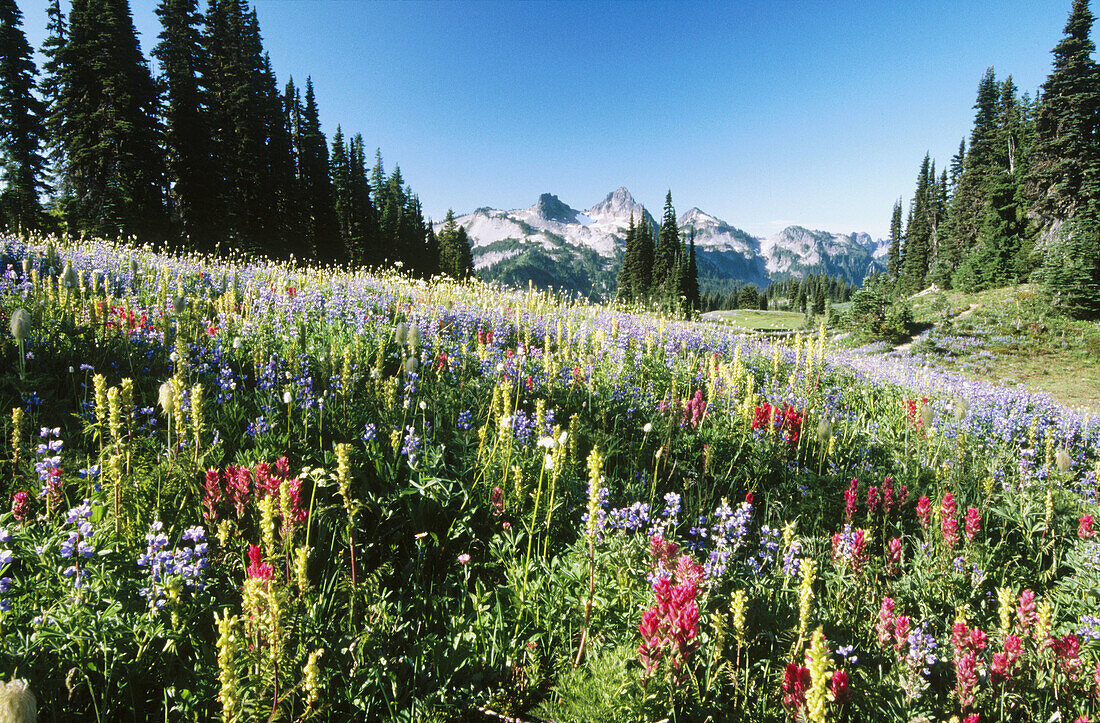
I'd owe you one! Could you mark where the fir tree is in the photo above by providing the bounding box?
[259,53,298,258]
[634,211,654,298]
[0,0,47,232]
[348,133,376,264]
[652,191,681,301]
[437,209,473,279]
[948,138,966,191]
[153,0,216,249]
[205,0,279,252]
[942,69,1005,289]
[686,229,700,312]
[56,0,166,239]
[1034,202,1100,318]
[38,0,66,192]
[900,154,934,292]
[296,78,339,262]
[614,213,638,302]
[330,125,353,256]
[887,198,904,281]
[1027,0,1100,230]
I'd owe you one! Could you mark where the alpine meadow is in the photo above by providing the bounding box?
[3,0,1100,721]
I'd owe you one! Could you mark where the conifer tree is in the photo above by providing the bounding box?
[900,154,934,292]
[634,211,654,298]
[1034,202,1100,318]
[0,0,47,232]
[437,209,473,279]
[887,198,904,281]
[296,78,339,262]
[330,125,353,256]
[154,0,216,249]
[949,138,966,192]
[615,213,638,302]
[686,229,700,312]
[652,191,681,300]
[260,53,298,258]
[205,0,283,253]
[942,69,1005,289]
[56,0,166,239]
[39,0,67,198]
[1027,0,1100,229]
[348,133,376,263]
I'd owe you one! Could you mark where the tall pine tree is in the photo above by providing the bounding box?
[154,0,216,249]
[652,191,681,302]
[1027,0,1100,230]
[296,77,339,262]
[886,198,904,281]
[56,0,166,239]
[0,0,47,232]
[615,213,639,302]
[900,154,934,292]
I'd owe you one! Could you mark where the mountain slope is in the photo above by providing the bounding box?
[437,189,885,296]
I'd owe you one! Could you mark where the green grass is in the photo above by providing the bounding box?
[904,284,1100,411]
[702,309,806,331]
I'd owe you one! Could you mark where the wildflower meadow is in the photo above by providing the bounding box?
[1,236,1099,722]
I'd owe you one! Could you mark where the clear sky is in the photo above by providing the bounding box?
[18,0,1085,238]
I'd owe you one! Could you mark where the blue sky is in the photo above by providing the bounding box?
[19,0,1082,238]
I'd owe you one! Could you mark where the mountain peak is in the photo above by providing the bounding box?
[530,193,579,224]
[586,186,648,223]
[680,207,718,226]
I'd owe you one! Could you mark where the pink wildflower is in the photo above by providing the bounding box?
[1016,590,1037,637]
[876,597,896,647]
[964,507,981,543]
[968,627,987,653]
[916,496,932,529]
[866,486,878,516]
[941,493,959,548]
[844,479,858,521]
[457,553,470,565]
[11,491,29,523]
[637,576,700,682]
[246,544,273,581]
[956,650,979,709]
[894,615,910,650]
[830,668,851,705]
[782,662,811,713]
[1080,514,1096,539]
[952,621,969,651]
[674,554,706,586]
[1051,634,1082,679]
[887,537,902,576]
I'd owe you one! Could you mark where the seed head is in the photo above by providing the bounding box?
[9,309,30,343]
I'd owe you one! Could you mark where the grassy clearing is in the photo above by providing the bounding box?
[904,284,1100,411]
[702,309,805,331]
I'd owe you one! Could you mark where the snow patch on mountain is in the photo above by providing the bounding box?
[438,188,886,292]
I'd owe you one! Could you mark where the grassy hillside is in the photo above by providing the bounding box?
[904,285,1100,411]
